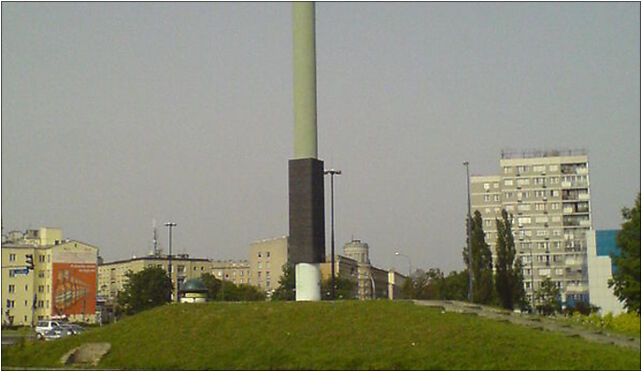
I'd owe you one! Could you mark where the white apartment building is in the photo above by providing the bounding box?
[471,150,591,307]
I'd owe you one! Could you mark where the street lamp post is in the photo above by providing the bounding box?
[463,161,474,303]
[394,251,411,277]
[324,168,341,300]
[165,222,177,303]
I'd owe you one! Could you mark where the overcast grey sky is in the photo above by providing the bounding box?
[2,2,640,273]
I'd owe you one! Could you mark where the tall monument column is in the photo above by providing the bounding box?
[289,2,325,301]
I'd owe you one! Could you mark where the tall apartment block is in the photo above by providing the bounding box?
[471,150,591,307]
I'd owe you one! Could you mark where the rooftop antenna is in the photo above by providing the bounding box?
[150,218,161,256]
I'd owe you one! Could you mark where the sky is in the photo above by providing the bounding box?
[2,2,640,273]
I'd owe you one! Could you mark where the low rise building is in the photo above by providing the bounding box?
[211,260,250,285]
[2,228,98,326]
[587,229,625,315]
[97,254,212,302]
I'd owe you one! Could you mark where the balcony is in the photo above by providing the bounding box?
[578,193,590,201]
[565,258,585,266]
[565,284,588,293]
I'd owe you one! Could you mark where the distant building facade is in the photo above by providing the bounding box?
[320,239,406,300]
[2,228,99,326]
[211,260,250,285]
[471,150,591,308]
[587,229,625,315]
[249,236,289,293]
[97,254,212,302]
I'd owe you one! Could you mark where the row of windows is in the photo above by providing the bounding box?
[503,164,561,174]
[257,251,271,258]
[7,254,50,262]
[5,299,51,308]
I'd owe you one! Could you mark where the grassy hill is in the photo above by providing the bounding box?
[2,301,639,370]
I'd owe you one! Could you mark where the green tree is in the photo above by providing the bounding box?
[200,273,222,300]
[118,267,172,315]
[271,264,295,301]
[534,277,560,315]
[494,209,526,310]
[609,193,641,314]
[441,270,469,301]
[463,210,495,304]
[322,276,357,300]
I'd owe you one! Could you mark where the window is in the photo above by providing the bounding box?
[504,179,513,186]
[555,268,564,275]
[38,271,45,278]
[266,281,270,288]
[25,285,28,291]
[551,203,560,210]
[258,262,262,269]
[6,300,14,308]
[9,254,16,262]
[483,195,491,202]
[266,251,270,258]
[504,167,512,174]
[535,190,546,198]
[38,300,44,308]
[549,165,559,172]
[266,271,270,278]
[257,272,262,279]
[201,266,204,271]
[533,165,546,173]
[523,191,530,198]
[257,252,262,258]
[506,205,515,211]
[549,177,559,184]
[266,262,271,269]
[517,165,528,173]
[483,183,490,190]
[504,192,513,199]
[493,194,500,202]
[9,270,15,278]
[535,216,548,223]
[535,203,546,211]
[516,178,529,186]
[39,255,45,262]
[517,204,530,212]
[38,285,44,293]
[493,182,499,189]
[536,230,547,237]
[240,271,244,277]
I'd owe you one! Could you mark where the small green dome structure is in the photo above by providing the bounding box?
[179,279,208,303]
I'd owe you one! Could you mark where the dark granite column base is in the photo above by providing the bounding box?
[288,158,326,265]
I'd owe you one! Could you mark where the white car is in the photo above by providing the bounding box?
[35,320,65,337]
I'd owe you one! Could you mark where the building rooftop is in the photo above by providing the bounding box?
[500,148,587,160]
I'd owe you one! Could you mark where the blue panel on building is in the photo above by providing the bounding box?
[596,229,621,273]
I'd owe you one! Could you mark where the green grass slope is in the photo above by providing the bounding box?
[2,301,639,370]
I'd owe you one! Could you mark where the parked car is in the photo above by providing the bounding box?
[35,320,65,338]
[40,328,63,341]
[68,324,84,334]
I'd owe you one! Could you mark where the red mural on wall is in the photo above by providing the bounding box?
[52,263,97,316]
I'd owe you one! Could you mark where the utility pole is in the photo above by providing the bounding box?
[165,222,177,303]
[464,161,474,303]
[324,169,341,300]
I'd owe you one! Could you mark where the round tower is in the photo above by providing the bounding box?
[343,239,370,265]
